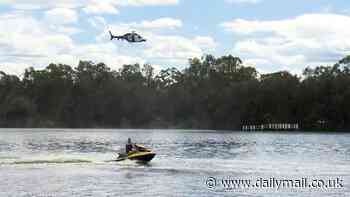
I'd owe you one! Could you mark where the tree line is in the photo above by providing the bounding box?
[1,54,350,130]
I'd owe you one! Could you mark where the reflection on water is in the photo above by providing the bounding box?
[0,129,349,197]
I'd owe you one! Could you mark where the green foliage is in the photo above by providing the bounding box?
[1,54,350,130]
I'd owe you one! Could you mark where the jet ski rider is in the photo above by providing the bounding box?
[126,138,134,153]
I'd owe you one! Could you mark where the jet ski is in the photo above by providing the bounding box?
[116,144,156,163]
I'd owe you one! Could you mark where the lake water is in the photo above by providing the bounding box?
[0,129,349,197]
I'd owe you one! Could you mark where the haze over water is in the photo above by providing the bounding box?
[0,129,349,197]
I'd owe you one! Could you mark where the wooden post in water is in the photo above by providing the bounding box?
[242,123,299,131]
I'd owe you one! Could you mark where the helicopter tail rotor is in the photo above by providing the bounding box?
[109,30,114,40]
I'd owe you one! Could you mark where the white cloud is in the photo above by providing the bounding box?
[142,34,218,65]
[53,26,81,35]
[0,0,85,9]
[0,12,144,75]
[11,4,42,10]
[0,62,29,76]
[89,16,107,29]
[127,0,179,6]
[193,36,218,51]
[0,5,209,75]
[139,18,182,29]
[222,13,350,73]
[109,18,183,33]
[0,8,216,75]
[42,8,81,35]
[44,8,78,24]
[73,43,145,69]
[225,0,262,4]
[1,0,179,14]
[83,0,120,14]
[144,35,203,63]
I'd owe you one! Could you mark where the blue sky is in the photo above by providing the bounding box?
[0,0,350,75]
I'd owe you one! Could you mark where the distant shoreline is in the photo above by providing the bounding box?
[0,127,349,133]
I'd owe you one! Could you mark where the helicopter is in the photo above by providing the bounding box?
[109,30,146,43]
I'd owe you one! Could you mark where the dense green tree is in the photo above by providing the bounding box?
[1,54,350,130]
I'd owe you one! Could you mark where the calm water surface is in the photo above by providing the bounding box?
[0,129,349,197]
